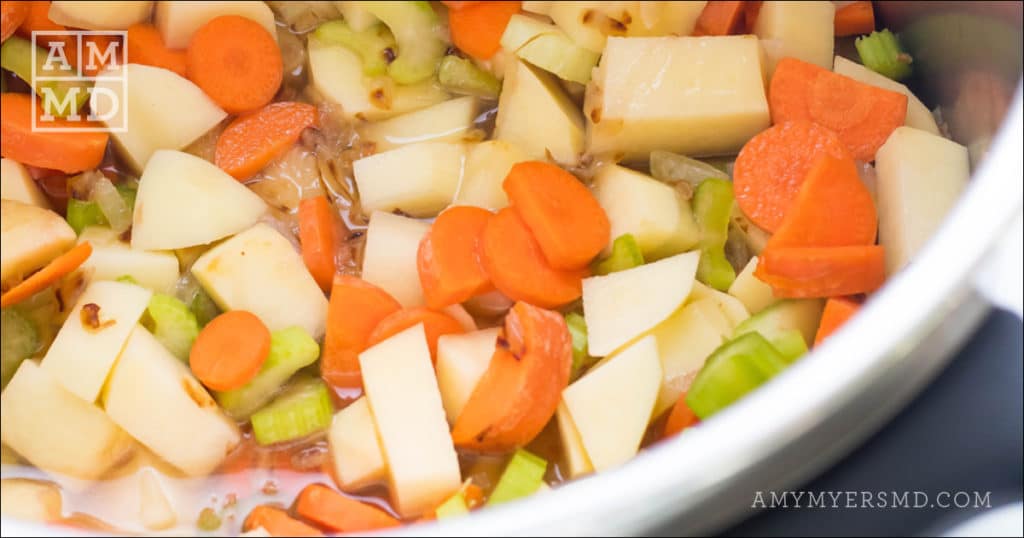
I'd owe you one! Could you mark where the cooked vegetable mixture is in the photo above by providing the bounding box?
[0,1,974,534]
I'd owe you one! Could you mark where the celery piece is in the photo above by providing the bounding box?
[565,312,590,377]
[196,507,221,532]
[189,288,221,328]
[142,294,200,362]
[693,179,736,291]
[216,326,321,420]
[768,329,809,364]
[488,449,548,506]
[650,151,729,186]
[314,19,396,76]
[593,234,644,276]
[116,275,140,285]
[435,491,469,519]
[363,1,445,84]
[251,376,334,445]
[0,36,91,117]
[855,29,913,81]
[438,55,501,100]
[1,308,39,389]
[685,332,788,419]
[116,184,137,214]
[66,199,108,235]
[733,299,824,354]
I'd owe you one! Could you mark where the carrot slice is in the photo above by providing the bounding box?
[215,101,318,181]
[447,1,520,60]
[766,154,877,249]
[417,205,493,310]
[834,1,875,37]
[15,1,74,63]
[769,57,908,161]
[452,301,572,451]
[481,207,584,309]
[663,394,700,438]
[298,195,340,292]
[813,297,862,346]
[79,33,122,76]
[294,484,400,533]
[126,23,187,77]
[693,1,747,36]
[365,306,465,361]
[733,120,849,232]
[742,0,762,33]
[244,505,323,537]
[0,93,109,174]
[0,241,91,308]
[1,1,30,42]
[321,275,402,390]
[503,161,609,270]
[189,310,271,391]
[186,15,283,114]
[755,245,886,298]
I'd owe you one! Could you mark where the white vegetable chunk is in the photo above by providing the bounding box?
[1,158,50,209]
[435,328,499,423]
[453,140,528,211]
[77,237,180,294]
[153,1,277,49]
[754,1,835,76]
[0,479,63,523]
[833,56,940,135]
[360,97,479,152]
[138,469,177,530]
[555,402,593,478]
[49,1,152,30]
[547,2,706,53]
[328,397,387,491]
[353,142,467,218]
[728,256,777,315]
[359,324,461,517]
[361,211,430,307]
[688,281,750,329]
[648,302,728,416]
[0,200,75,289]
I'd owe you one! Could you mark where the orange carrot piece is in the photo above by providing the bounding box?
[755,245,886,298]
[189,310,271,391]
[321,275,402,390]
[503,161,609,270]
[834,1,875,37]
[215,101,318,181]
[298,195,340,293]
[79,33,121,76]
[769,57,908,162]
[1,1,30,42]
[447,1,520,60]
[481,207,585,309]
[0,93,109,174]
[766,153,877,249]
[0,241,91,308]
[294,484,400,533]
[417,205,493,310]
[186,15,283,114]
[813,297,862,346]
[733,120,849,232]
[452,301,572,452]
[463,483,484,508]
[365,306,465,360]
[15,1,74,60]
[126,23,187,77]
[693,1,747,36]
[663,394,700,438]
[742,0,762,33]
[244,505,323,537]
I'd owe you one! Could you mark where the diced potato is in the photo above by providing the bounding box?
[328,397,386,491]
[685,296,734,339]
[48,1,152,30]
[592,164,699,259]
[0,200,75,289]
[40,280,152,402]
[500,15,600,84]
[353,142,467,218]
[833,56,940,136]
[875,127,970,275]
[728,256,776,315]
[648,302,727,416]
[0,478,63,523]
[435,328,499,423]
[360,211,430,307]
[359,325,461,517]
[494,58,584,166]
[334,2,378,31]
[521,1,552,15]
[453,140,528,211]
[688,282,750,328]
[562,335,661,471]
[360,97,479,152]
[102,327,241,476]
[582,251,700,356]
[585,36,770,160]
[154,1,277,49]
[138,468,177,530]
[555,402,593,478]
[191,223,329,338]
[753,0,835,75]
[1,361,134,480]
[1,158,50,209]
[547,1,706,53]
[77,237,180,294]
[92,65,227,173]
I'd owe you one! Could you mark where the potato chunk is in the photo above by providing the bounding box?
[0,200,75,290]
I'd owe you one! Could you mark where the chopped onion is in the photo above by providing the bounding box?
[90,175,132,234]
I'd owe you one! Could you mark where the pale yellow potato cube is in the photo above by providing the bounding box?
[154,1,276,49]
[435,328,499,423]
[328,398,387,491]
[353,142,466,218]
[754,0,835,75]
[361,211,430,307]
[360,97,479,152]
[0,200,74,289]
[648,302,727,416]
[1,158,50,209]
[728,256,777,315]
[454,140,529,211]
[555,402,593,478]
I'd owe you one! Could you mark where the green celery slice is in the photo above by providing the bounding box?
[66,199,108,235]
[435,491,469,519]
[251,376,334,446]
[693,179,736,291]
[855,29,913,81]
[216,326,321,420]
[437,55,501,99]
[142,294,200,362]
[768,329,809,364]
[488,449,548,506]
[1,308,39,389]
[565,312,590,377]
[733,299,825,353]
[592,233,644,276]
[362,1,445,84]
[189,287,221,328]
[314,19,396,76]
[650,151,729,186]
[685,332,788,419]
[0,36,91,117]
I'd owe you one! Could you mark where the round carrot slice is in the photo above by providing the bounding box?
[417,205,493,310]
[189,310,271,391]
[186,15,283,114]
[1,1,30,43]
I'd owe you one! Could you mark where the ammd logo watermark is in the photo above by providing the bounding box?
[30,30,126,132]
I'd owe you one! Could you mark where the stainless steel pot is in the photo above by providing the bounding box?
[2,2,1021,536]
